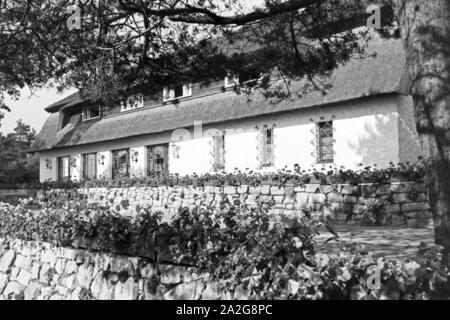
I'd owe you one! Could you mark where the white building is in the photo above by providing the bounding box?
[31,37,422,182]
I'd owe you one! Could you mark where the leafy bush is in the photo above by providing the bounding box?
[0,200,447,300]
[361,199,390,226]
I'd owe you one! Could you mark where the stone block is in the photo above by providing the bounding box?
[387,204,401,214]
[295,193,309,207]
[3,281,25,300]
[273,196,284,204]
[401,202,431,212]
[0,273,8,294]
[114,277,138,300]
[319,185,334,194]
[376,184,391,195]
[64,260,78,275]
[237,185,249,194]
[163,280,204,300]
[309,193,326,203]
[259,195,273,203]
[390,183,412,193]
[55,259,66,274]
[16,270,32,286]
[31,263,40,280]
[270,186,285,196]
[24,282,40,300]
[304,184,320,193]
[0,251,15,272]
[343,195,358,204]
[76,264,94,289]
[327,193,343,203]
[90,272,114,300]
[201,283,221,300]
[340,185,360,195]
[223,186,236,195]
[360,184,378,197]
[257,185,271,195]
[392,193,409,204]
[159,265,184,284]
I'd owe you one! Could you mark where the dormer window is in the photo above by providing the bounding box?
[83,106,100,120]
[224,74,239,88]
[163,84,192,101]
[121,94,144,112]
[224,71,259,88]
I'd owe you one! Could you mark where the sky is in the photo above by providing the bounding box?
[1,87,77,134]
[0,0,265,135]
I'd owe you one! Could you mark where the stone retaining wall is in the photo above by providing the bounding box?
[0,238,220,300]
[37,181,431,226]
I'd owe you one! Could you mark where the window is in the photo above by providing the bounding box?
[147,144,169,176]
[224,74,239,88]
[259,127,274,168]
[112,149,130,179]
[212,135,225,172]
[317,121,334,163]
[82,153,97,180]
[163,84,192,101]
[121,95,144,112]
[61,109,82,129]
[224,71,259,87]
[58,156,71,181]
[83,106,101,120]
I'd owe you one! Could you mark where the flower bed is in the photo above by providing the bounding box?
[37,162,426,190]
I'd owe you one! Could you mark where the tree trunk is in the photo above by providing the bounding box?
[396,0,450,261]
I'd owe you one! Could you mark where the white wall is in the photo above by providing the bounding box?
[225,130,259,173]
[170,136,211,175]
[38,95,406,181]
[39,156,57,182]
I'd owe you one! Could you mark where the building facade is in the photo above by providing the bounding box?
[31,38,422,182]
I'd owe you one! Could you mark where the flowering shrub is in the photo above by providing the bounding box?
[36,162,426,190]
[0,200,447,300]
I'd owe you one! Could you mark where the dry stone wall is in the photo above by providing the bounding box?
[0,238,221,300]
[36,181,431,226]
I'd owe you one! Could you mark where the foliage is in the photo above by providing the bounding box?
[0,120,39,189]
[0,200,449,300]
[0,1,398,103]
[37,162,426,190]
[361,199,390,226]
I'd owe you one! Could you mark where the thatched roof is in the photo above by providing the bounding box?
[31,38,407,153]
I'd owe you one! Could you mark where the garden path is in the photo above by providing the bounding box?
[316,221,435,260]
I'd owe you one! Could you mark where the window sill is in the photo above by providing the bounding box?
[82,116,101,123]
[163,94,193,103]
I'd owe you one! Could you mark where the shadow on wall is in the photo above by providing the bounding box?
[347,114,397,168]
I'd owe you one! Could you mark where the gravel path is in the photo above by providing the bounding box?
[315,221,435,260]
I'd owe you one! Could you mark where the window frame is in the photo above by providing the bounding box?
[259,127,275,168]
[147,144,169,176]
[163,83,192,102]
[57,156,71,181]
[83,105,101,121]
[212,134,226,172]
[317,121,334,164]
[120,94,144,112]
[112,148,130,179]
[82,153,97,181]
